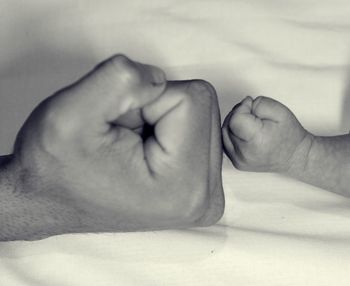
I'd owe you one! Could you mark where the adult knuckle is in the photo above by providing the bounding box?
[37,95,79,144]
[176,185,210,223]
[232,160,242,169]
[244,153,257,166]
[107,54,142,86]
[198,189,225,227]
[231,157,246,170]
[109,54,131,69]
[190,189,210,220]
[186,79,216,102]
[39,98,65,130]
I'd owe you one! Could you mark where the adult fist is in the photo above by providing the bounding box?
[222,96,309,173]
[12,55,224,238]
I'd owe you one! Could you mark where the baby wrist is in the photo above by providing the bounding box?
[283,132,315,178]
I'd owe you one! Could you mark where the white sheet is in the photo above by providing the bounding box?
[1,1,350,285]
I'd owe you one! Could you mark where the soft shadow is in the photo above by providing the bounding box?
[283,19,350,33]
[220,224,350,244]
[0,3,98,155]
[341,64,350,133]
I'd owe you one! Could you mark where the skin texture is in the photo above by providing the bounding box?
[222,95,350,197]
[0,55,224,241]
[222,96,310,173]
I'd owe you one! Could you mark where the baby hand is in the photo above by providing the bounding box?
[222,96,309,173]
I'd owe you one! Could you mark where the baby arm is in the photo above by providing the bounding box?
[222,96,350,196]
[289,135,350,195]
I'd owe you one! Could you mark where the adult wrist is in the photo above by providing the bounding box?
[0,157,90,241]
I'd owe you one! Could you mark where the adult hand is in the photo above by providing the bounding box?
[6,55,224,240]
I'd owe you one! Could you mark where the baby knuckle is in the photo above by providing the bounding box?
[229,113,244,130]
[255,95,268,103]
[280,106,292,120]
[252,96,263,109]
[256,95,266,101]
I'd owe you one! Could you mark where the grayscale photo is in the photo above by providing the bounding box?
[0,0,350,285]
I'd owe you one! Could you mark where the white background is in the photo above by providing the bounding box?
[1,1,350,285]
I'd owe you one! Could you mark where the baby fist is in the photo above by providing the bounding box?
[222,96,309,173]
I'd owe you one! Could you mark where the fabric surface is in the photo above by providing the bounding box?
[1,1,350,285]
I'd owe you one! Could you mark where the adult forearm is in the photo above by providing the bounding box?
[0,156,87,241]
[286,133,350,196]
